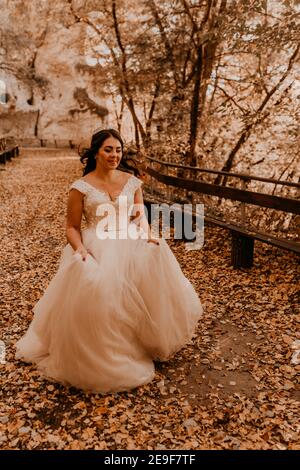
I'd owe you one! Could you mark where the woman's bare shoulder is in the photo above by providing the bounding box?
[69,178,89,195]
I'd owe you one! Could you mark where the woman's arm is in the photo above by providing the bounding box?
[133,186,159,245]
[66,189,88,258]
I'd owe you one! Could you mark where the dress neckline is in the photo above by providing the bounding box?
[81,174,134,202]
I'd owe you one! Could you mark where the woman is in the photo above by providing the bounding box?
[15,129,203,393]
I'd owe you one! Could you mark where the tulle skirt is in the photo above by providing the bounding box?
[15,226,203,393]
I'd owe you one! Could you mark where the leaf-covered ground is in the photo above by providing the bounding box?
[0,149,299,450]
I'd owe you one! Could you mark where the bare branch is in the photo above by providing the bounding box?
[216,85,247,113]
[214,45,300,182]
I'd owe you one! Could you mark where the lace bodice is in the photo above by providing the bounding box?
[69,174,143,231]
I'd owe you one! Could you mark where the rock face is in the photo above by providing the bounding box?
[0,0,109,142]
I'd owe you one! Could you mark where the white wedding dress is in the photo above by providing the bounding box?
[15,174,203,393]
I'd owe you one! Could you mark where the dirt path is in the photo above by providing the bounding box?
[0,149,299,450]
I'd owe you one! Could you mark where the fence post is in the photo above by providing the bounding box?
[231,230,254,268]
[240,177,247,224]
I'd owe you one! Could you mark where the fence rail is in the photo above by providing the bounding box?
[145,156,300,189]
[17,138,78,149]
[143,156,299,268]
[147,166,300,215]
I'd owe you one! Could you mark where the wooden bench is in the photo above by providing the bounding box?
[0,136,19,165]
[144,157,300,268]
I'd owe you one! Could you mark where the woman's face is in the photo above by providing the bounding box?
[96,136,122,170]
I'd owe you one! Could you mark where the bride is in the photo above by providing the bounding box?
[15,129,203,393]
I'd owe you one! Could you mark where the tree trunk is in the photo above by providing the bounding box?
[34,109,40,137]
[187,46,202,166]
[145,78,161,147]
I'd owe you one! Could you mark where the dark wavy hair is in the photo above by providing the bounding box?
[79,128,141,177]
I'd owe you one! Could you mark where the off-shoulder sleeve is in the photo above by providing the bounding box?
[131,175,144,192]
[69,179,89,195]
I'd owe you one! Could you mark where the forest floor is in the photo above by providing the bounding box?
[0,149,299,450]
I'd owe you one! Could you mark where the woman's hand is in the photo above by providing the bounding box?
[75,246,89,261]
[147,238,160,246]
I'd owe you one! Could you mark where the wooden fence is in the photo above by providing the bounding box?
[143,157,300,268]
